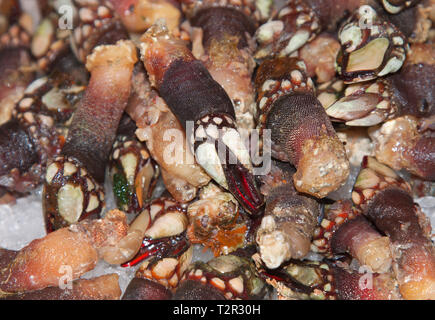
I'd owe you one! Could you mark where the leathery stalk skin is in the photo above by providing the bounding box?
[139,21,264,215]
[336,5,408,84]
[256,161,320,269]
[312,200,392,274]
[185,0,259,130]
[42,40,137,232]
[1,274,122,300]
[353,157,435,299]
[255,57,350,198]
[0,210,128,295]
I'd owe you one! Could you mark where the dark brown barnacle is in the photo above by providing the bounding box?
[181,0,263,22]
[172,280,226,300]
[364,187,435,299]
[140,22,263,215]
[70,0,129,63]
[255,0,320,59]
[176,253,270,300]
[43,40,137,232]
[336,5,408,83]
[268,94,350,197]
[0,44,34,126]
[123,278,172,300]
[110,133,160,214]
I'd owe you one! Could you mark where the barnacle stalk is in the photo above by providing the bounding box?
[185,0,259,130]
[2,274,122,300]
[0,210,128,294]
[353,157,435,299]
[122,198,192,290]
[255,57,349,198]
[42,40,137,231]
[139,21,263,215]
[256,162,319,269]
[298,32,341,84]
[330,215,392,273]
[127,63,211,202]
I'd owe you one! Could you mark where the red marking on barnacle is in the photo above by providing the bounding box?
[121,248,159,267]
[229,175,256,211]
[241,174,255,206]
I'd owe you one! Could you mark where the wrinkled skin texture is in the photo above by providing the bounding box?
[140,22,263,215]
[62,41,137,183]
[256,162,319,269]
[123,277,172,300]
[172,279,226,300]
[365,188,435,299]
[333,264,402,300]
[330,215,392,273]
[267,93,349,197]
